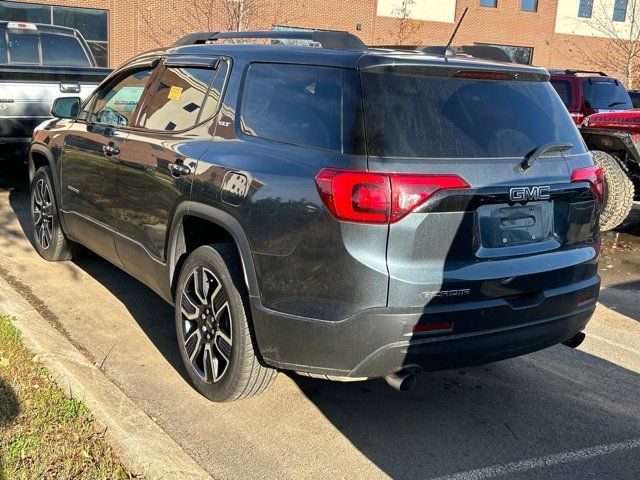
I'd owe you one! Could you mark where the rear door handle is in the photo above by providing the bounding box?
[169,160,191,177]
[102,144,120,156]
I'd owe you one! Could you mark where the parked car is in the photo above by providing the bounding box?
[628,89,640,108]
[30,30,601,402]
[550,70,635,230]
[581,110,640,229]
[0,21,111,161]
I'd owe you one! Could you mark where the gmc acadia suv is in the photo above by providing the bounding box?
[29,31,602,402]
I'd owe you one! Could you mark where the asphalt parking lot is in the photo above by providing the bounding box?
[0,164,639,479]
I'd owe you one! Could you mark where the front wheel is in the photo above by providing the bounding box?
[30,166,79,261]
[175,244,277,402]
[592,150,635,231]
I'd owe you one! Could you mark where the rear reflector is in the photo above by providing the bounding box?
[577,293,595,304]
[413,321,453,333]
[315,169,470,224]
[571,165,604,202]
[454,71,514,81]
[7,22,37,30]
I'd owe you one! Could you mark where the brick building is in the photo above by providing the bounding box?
[0,0,635,83]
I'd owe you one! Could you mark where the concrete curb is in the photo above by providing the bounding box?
[0,276,213,480]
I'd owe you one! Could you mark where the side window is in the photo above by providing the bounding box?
[144,64,221,131]
[550,80,572,107]
[240,63,343,151]
[7,33,39,64]
[90,68,153,127]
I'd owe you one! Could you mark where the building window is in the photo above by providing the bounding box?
[578,0,594,18]
[0,1,108,66]
[475,43,534,65]
[521,0,538,12]
[479,0,497,7]
[613,0,628,21]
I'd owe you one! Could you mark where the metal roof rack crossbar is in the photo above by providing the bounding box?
[173,30,367,52]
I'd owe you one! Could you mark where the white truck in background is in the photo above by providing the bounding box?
[0,21,111,161]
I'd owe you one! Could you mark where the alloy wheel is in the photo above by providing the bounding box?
[180,267,233,383]
[32,179,53,250]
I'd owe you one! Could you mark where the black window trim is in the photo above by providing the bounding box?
[136,55,231,135]
[80,61,161,131]
[237,60,349,153]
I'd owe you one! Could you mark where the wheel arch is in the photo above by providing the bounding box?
[167,202,260,300]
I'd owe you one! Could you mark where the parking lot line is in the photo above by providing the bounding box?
[430,438,640,480]
[588,333,640,357]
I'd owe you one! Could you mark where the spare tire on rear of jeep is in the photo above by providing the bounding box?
[592,150,635,231]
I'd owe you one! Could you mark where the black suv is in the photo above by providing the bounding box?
[30,31,602,402]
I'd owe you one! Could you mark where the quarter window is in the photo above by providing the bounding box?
[91,68,153,127]
[144,65,221,131]
[240,63,343,151]
[613,0,628,21]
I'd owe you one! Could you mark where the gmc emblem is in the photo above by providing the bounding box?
[509,186,551,202]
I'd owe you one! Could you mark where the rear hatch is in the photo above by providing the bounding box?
[358,55,600,314]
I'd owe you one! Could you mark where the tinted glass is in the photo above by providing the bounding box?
[0,1,50,23]
[87,41,108,67]
[241,63,343,150]
[91,69,153,127]
[582,79,632,110]
[144,67,217,131]
[550,79,573,106]
[199,61,228,122]
[578,0,594,17]
[0,32,7,63]
[41,33,90,67]
[52,6,108,41]
[361,72,584,158]
[629,91,640,108]
[613,0,627,21]
[7,33,39,64]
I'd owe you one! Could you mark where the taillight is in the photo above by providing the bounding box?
[315,168,470,224]
[453,71,514,81]
[571,165,604,202]
[570,112,585,126]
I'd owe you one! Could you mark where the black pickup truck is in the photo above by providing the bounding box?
[0,21,111,161]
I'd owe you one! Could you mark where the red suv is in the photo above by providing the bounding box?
[549,70,633,126]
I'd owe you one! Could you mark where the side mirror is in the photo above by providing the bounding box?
[51,97,81,119]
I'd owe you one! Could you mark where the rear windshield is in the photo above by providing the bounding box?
[582,79,632,110]
[1,31,90,67]
[361,71,585,158]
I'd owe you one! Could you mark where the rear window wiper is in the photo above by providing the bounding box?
[521,142,573,171]
[608,101,627,107]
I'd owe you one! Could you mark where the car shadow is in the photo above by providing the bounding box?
[290,346,640,479]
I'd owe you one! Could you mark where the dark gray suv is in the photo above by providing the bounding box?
[29,31,602,402]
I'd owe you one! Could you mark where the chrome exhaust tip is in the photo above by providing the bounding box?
[384,370,417,391]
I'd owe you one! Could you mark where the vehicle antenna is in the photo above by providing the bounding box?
[445,7,468,51]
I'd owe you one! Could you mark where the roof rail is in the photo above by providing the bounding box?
[548,69,608,77]
[173,30,367,52]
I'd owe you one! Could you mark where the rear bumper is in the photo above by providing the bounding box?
[252,275,600,378]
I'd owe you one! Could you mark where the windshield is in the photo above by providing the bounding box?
[361,71,585,159]
[582,79,632,110]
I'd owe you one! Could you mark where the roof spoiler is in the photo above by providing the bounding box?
[173,30,367,52]
[418,45,513,63]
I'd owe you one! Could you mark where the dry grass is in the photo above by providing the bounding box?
[0,315,135,480]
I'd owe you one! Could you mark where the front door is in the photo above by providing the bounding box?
[114,57,227,278]
[59,66,156,261]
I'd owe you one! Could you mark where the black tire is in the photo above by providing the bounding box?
[30,166,80,261]
[174,244,277,402]
[592,150,635,231]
